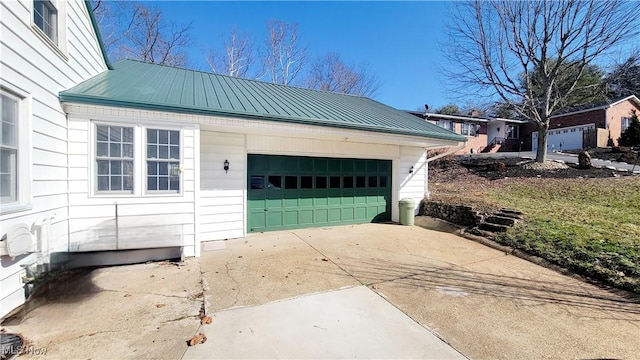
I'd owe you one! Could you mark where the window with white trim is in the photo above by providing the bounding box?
[461,122,477,136]
[96,125,134,192]
[1,88,31,211]
[146,129,180,192]
[437,120,453,131]
[33,0,58,44]
[506,125,519,139]
[1,93,18,203]
[622,117,632,133]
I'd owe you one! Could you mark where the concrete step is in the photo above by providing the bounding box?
[479,222,509,233]
[485,215,517,226]
[468,227,499,239]
[500,208,523,216]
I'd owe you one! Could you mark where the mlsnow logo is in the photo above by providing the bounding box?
[2,344,48,358]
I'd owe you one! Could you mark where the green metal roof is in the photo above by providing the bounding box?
[84,0,112,70]
[60,60,466,142]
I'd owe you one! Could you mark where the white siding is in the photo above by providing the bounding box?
[200,131,246,241]
[66,116,198,255]
[0,0,107,317]
[246,134,400,159]
[398,147,427,215]
[532,124,595,152]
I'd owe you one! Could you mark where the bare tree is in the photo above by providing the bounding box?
[91,1,192,67]
[261,20,308,85]
[305,52,381,97]
[206,28,255,78]
[443,0,640,162]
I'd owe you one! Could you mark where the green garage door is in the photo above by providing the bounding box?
[248,155,391,232]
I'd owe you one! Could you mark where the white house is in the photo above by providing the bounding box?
[1,0,465,318]
[1,0,109,318]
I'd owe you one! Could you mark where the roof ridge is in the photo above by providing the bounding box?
[115,59,367,99]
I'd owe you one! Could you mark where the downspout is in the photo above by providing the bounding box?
[424,142,465,199]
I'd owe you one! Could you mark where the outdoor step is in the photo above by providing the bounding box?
[486,215,517,226]
[479,222,509,233]
[495,212,523,220]
[468,227,499,239]
[500,208,523,216]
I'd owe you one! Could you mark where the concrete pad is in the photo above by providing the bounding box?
[183,286,465,359]
[373,255,640,359]
[200,231,359,313]
[301,223,504,284]
[2,260,204,360]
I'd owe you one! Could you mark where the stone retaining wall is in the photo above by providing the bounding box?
[420,201,483,227]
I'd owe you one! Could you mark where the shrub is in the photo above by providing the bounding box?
[618,110,640,147]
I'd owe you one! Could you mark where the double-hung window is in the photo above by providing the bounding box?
[461,122,477,136]
[96,125,134,192]
[506,125,519,139]
[147,129,180,192]
[33,0,58,44]
[1,93,18,203]
[437,120,453,131]
[622,117,632,133]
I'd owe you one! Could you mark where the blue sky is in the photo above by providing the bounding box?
[153,1,454,111]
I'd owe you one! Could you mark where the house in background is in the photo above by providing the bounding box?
[408,111,487,154]
[1,0,466,318]
[408,110,528,154]
[528,95,640,152]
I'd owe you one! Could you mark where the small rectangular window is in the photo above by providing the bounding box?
[96,125,134,192]
[368,176,378,188]
[356,176,366,188]
[285,176,298,189]
[33,0,58,44]
[379,176,388,188]
[343,176,354,189]
[147,129,180,192]
[301,176,313,189]
[250,176,265,189]
[315,176,327,189]
[330,176,341,189]
[268,175,282,189]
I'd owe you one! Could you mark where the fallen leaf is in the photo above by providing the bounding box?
[200,316,212,325]
[155,304,165,308]
[88,332,96,336]
[321,258,329,262]
[188,333,207,346]
[124,294,132,297]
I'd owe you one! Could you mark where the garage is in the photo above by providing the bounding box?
[248,154,391,232]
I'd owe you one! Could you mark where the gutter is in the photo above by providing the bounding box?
[425,142,466,163]
[424,142,466,199]
[58,96,467,143]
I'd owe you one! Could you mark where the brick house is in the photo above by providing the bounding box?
[529,95,640,152]
[409,111,528,154]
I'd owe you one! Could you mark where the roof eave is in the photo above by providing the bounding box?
[84,0,112,70]
[59,94,467,143]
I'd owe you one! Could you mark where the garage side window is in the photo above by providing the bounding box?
[147,129,180,192]
[96,125,134,192]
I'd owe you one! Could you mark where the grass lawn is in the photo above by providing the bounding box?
[429,160,640,293]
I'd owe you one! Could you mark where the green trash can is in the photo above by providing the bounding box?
[399,198,416,226]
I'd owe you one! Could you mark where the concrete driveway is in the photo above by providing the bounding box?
[3,220,638,359]
[190,220,640,359]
